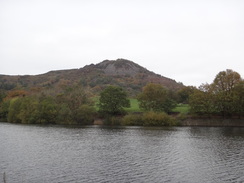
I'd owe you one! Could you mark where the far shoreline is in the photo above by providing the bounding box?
[1,117,244,127]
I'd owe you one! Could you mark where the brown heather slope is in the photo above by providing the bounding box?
[0,59,184,95]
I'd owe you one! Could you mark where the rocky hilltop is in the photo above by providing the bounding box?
[0,59,184,95]
[95,59,146,76]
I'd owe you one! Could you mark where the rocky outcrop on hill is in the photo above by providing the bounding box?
[95,59,146,76]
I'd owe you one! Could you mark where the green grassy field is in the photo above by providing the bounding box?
[172,104,190,114]
[93,97,189,114]
[124,98,142,112]
[93,97,142,112]
[125,99,190,114]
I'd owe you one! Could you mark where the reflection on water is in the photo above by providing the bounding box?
[0,123,244,183]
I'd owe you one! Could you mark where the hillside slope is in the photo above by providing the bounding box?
[0,59,183,95]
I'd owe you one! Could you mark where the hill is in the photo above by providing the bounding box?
[0,59,184,95]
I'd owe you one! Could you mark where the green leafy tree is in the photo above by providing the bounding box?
[189,84,216,115]
[72,104,96,125]
[0,90,8,121]
[232,81,244,117]
[0,100,10,121]
[18,97,38,124]
[213,69,241,117]
[34,97,58,124]
[138,83,176,113]
[0,90,6,104]
[177,86,197,104]
[7,98,22,123]
[56,104,72,124]
[1,84,97,124]
[98,86,130,115]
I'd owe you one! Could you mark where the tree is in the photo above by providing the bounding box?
[18,97,38,124]
[55,85,96,123]
[177,86,197,104]
[0,90,8,120]
[98,86,130,115]
[189,84,216,115]
[137,83,176,113]
[213,69,241,93]
[5,90,28,100]
[232,81,244,117]
[72,104,96,125]
[189,69,243,117]
[0,100,10,121]
[56,85,92,111]
[212,69,241,117]
[0,90,6,104]
[7,98,22,123]
[37,97,59,124]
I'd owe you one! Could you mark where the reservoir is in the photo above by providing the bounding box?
[0,123,244,183]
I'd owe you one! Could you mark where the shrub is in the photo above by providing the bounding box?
[0,100,10,121]
[121,114,143,126]
[142,111,176,126]
[56,104,72,125]
[72,104,96,125]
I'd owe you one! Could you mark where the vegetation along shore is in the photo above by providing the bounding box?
[0,59,243,126]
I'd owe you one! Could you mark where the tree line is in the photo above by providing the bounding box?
[189,69,244,117]
[0,86,96,125]
[97,69,244,120]
[0,69,243,126]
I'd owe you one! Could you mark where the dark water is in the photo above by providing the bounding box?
[0,123,244,183]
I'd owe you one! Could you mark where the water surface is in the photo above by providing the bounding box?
[0,123,244,183]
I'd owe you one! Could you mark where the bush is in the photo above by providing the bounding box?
[56,104,73,125]
[72,105,96,125]
[122,114,143,126]
[7,98,22,123]
[0,100,10,121]
[142,111,176,126]
[121,112,177,126]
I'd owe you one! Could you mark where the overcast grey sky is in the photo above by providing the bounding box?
[0,0,243,87]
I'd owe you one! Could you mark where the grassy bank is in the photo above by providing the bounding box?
[94,97,190,114]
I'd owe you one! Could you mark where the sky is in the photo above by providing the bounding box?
[0,0,244,87]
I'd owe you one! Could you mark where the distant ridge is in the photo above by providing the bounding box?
[0,59,184,95]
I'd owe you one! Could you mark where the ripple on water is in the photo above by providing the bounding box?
[0,124,244,183]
